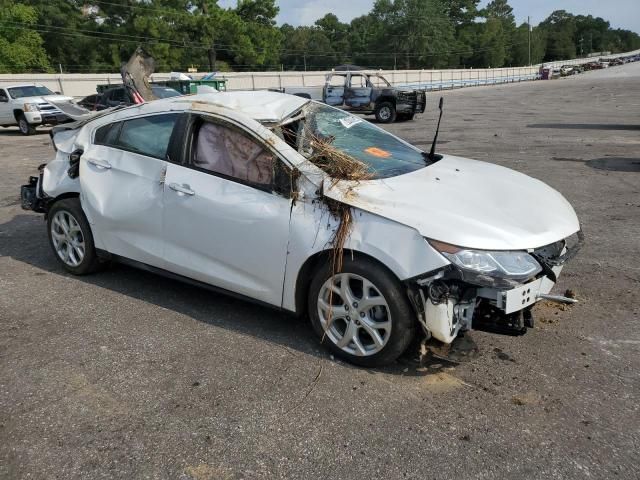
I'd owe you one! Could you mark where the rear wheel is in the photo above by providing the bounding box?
[17,113,36,135]
[308,256,415,367]
[375,101,397,123]
[47,198,102,275]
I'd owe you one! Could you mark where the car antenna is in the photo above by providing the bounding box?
[428,97,444,162]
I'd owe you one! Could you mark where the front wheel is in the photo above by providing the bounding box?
[307,256,415,367]
[374,101,397,123]
[17,113,36,135]
[47,198,102,275]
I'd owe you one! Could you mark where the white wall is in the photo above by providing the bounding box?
[1,48,638,98]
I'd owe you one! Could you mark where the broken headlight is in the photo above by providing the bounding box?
[428,239,542,285]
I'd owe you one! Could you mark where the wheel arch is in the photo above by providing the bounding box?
[374,96,396,108]
[45,192,80,217]
[13,109,24,121]
[294,248,402,317]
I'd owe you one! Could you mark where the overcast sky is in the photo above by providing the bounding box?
[218,0,640,33]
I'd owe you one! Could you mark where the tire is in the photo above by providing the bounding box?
[307,255,415,367]
[374,101,397,123]
[47,198,102,275]
[17,113,36,135]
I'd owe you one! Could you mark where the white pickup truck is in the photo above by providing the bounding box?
[0,84,73,135]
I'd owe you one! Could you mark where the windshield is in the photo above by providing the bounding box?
[152,87,182,99]
[8,85,55,99]
[297,103,427,179]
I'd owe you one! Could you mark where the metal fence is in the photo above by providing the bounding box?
[1,48,638,99]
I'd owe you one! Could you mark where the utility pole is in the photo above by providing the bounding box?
[527,16,531,66]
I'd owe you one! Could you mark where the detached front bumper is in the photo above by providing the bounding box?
[409,233,583,344]
[20,170,48,213]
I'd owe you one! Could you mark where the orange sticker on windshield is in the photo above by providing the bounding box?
[365,147,391,158]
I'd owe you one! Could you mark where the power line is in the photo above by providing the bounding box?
[2,21,529,59]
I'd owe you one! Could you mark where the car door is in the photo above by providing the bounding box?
[162,114,292,306]
[323,74,346,106]
[0,88,11,124]
[79,112,181,268]
[344,73,373,110]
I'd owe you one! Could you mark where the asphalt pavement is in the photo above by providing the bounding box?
[1,63,639,479]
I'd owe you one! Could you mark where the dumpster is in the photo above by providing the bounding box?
[152,77,227,94]
[96,77,227,96]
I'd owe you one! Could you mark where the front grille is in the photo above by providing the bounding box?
[37,103,58,112]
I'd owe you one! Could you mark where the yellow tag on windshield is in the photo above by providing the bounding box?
[365,147,391,158]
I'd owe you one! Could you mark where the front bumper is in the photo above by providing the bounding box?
[20,170,48,213]
[410,233,583,344]
[24,110,70,126]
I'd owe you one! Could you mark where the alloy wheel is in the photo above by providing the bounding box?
[317,273,392,356]
[50,210,85,267]
[18,119,29,134]
[378,106,392,121]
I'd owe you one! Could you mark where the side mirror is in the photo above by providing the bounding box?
[54,91,61,95]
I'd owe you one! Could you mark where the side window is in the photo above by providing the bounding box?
[94,121,121,146]
[349,75,368,88]
[193,120,274,186]
[0,89,7,101]
[327,75,346,87]
[116,113,179,159]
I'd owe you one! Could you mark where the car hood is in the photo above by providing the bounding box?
[324,154,580,251]
[41,95,74,103]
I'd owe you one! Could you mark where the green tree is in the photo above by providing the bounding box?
[483,0,515,65]
[539,10,577,60]
[0,0,50,72]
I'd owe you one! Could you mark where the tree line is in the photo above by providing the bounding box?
[1,0,639,74]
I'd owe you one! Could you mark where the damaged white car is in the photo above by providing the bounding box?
[21,91,582,367]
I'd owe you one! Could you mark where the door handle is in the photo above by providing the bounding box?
[87,158,112,169]
[168,183,195,196]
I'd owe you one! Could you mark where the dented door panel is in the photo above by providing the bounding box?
[162,163,291,306]
[79,146,166,267]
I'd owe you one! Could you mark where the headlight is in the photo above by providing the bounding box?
[24,103,39,112]
[428,239,542,283]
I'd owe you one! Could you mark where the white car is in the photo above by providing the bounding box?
[0,84,74,135]
[20,92,582,366]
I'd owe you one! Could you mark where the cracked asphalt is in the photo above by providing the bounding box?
[1,63,639,479]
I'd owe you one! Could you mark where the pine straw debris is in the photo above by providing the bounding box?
[307,135,373,188]
[306,134,373,274]
[305,135,376,336]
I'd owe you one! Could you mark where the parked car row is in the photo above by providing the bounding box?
[543,54,639,79]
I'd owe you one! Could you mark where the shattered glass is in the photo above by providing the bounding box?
[300,104,428,179]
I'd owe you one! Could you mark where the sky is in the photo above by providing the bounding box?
[218,0,640,33]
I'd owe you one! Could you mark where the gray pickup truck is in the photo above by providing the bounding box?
[283,66,426,123]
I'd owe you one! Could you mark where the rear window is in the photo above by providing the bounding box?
[93,113,179,159]
[94,122,121,146]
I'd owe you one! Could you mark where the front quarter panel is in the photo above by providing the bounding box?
[282,186,449,312]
